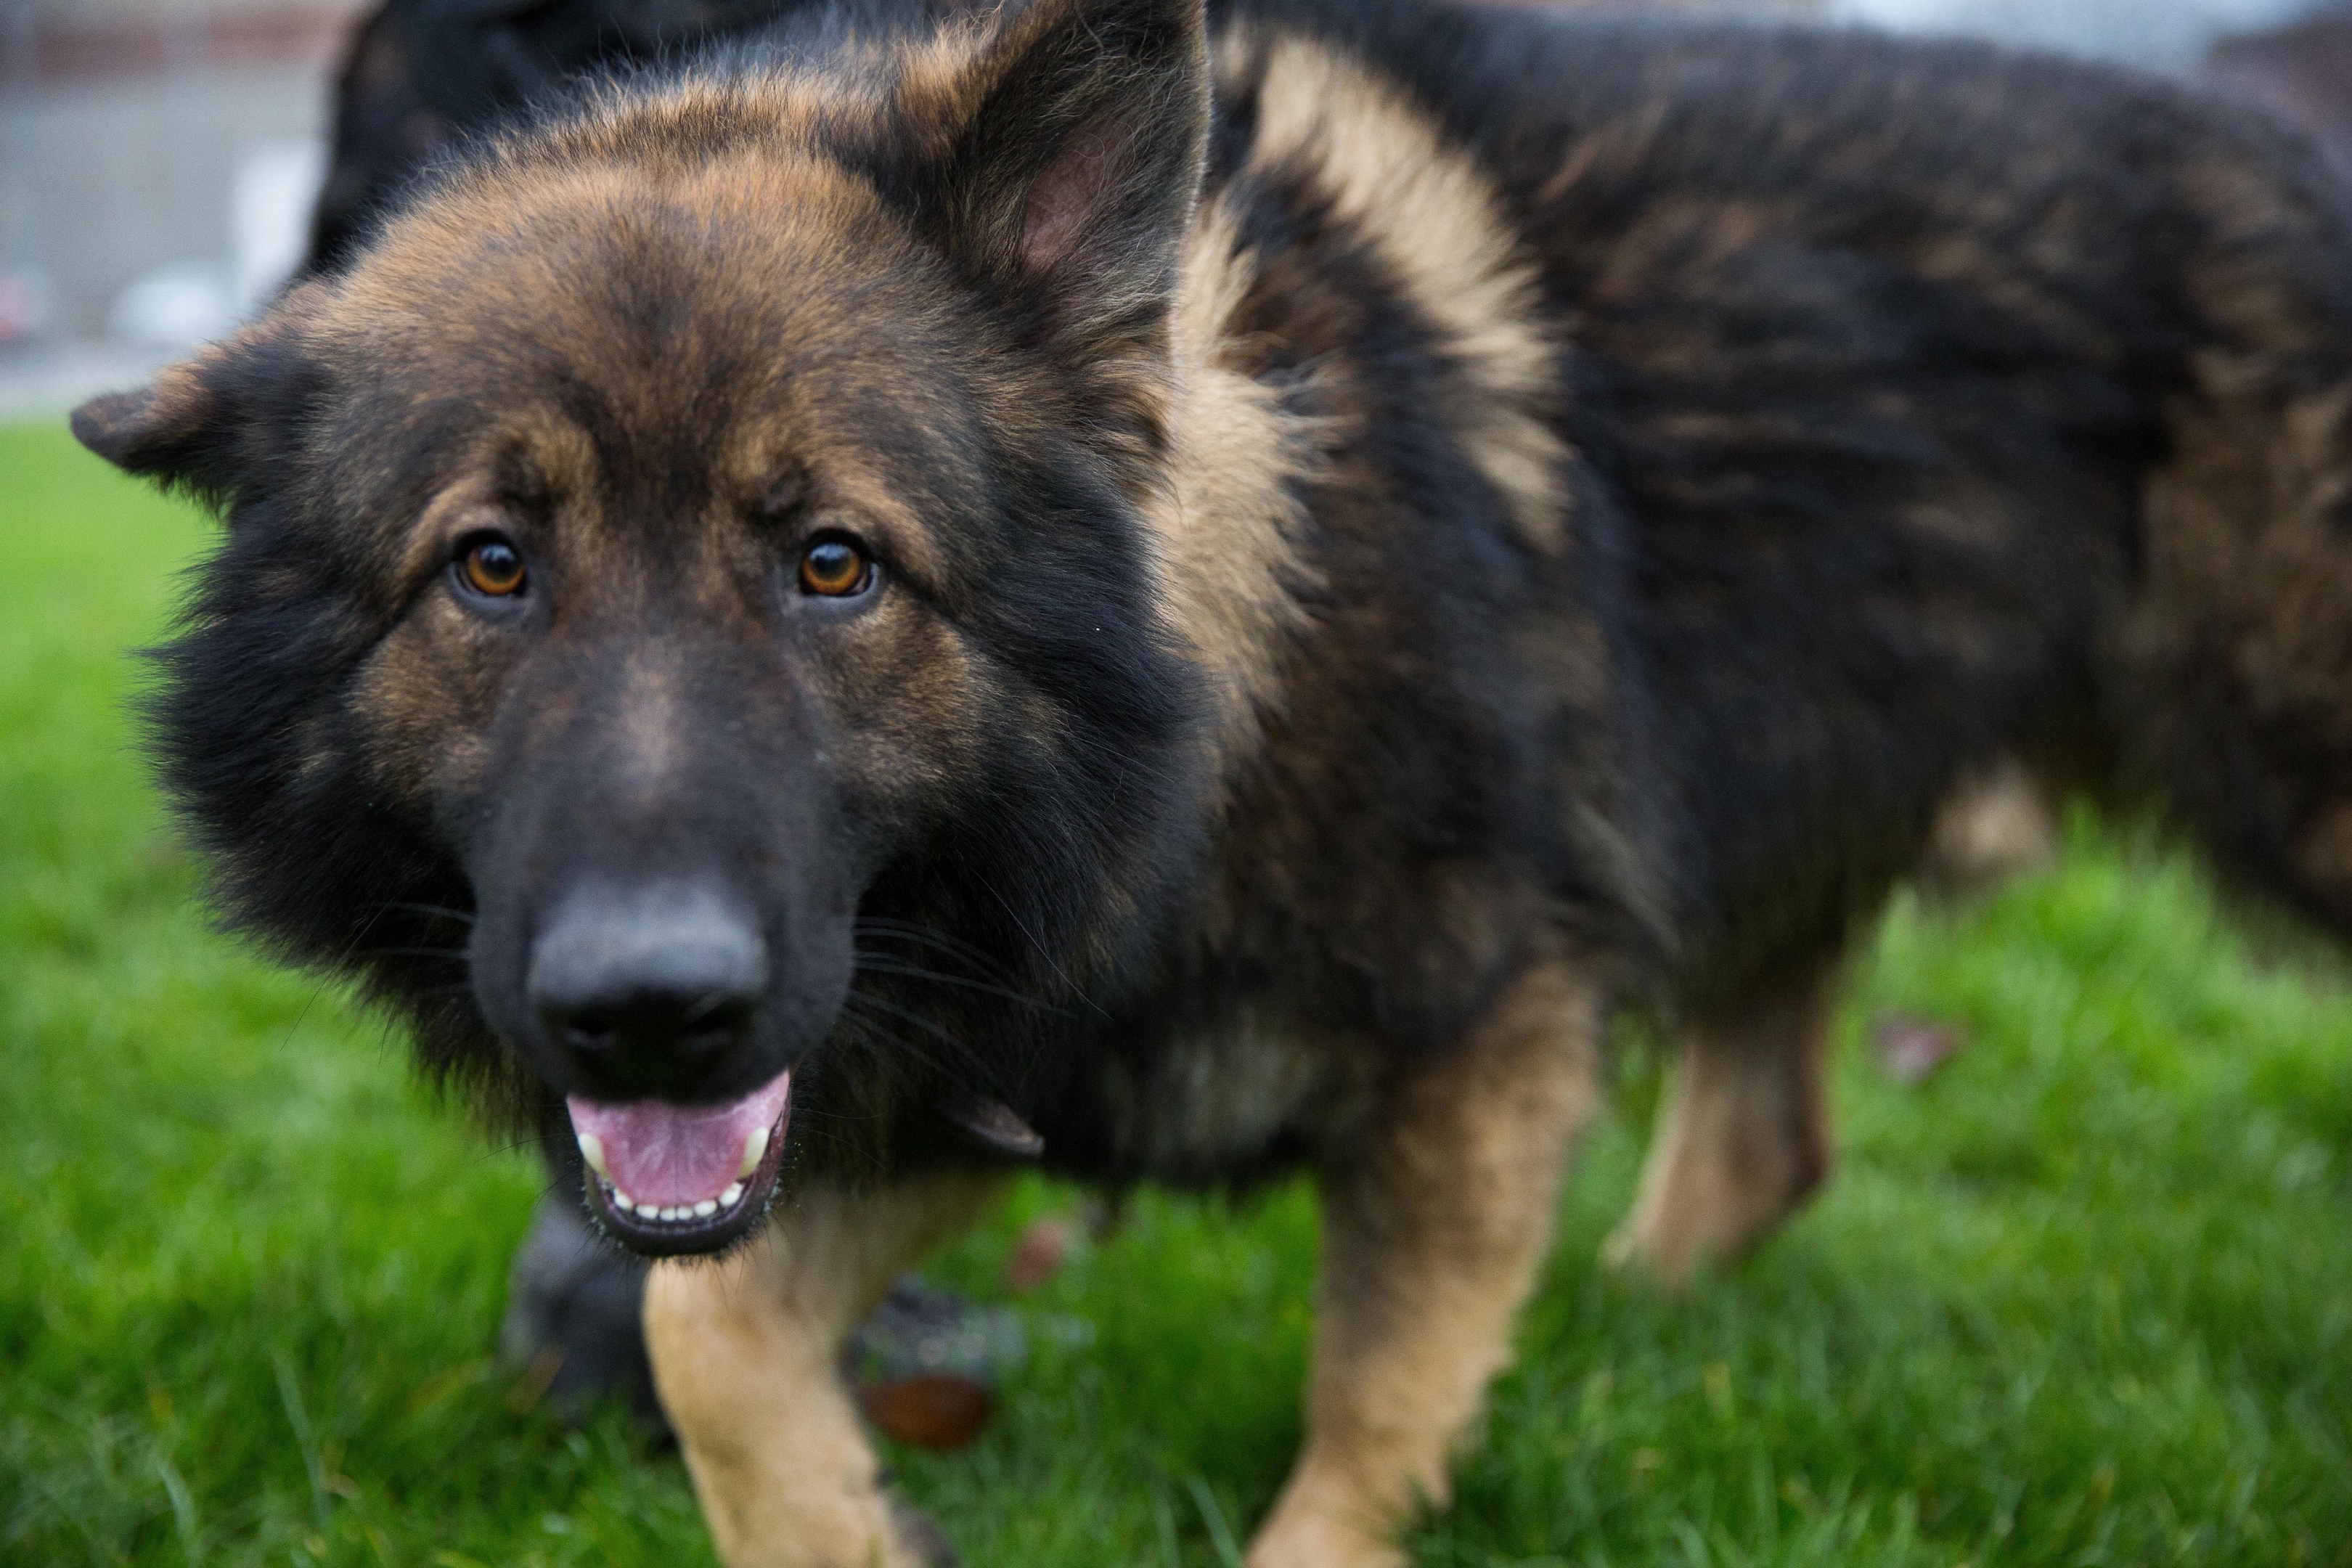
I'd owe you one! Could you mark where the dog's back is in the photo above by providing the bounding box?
[1228,0,2352,992]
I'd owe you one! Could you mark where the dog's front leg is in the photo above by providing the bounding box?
[1248,961,1606,1568]
[644,1175,999,1568]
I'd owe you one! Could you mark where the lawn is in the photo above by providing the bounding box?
[4,415,2351,1567]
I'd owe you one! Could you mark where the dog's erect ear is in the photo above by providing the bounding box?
[71,289,327,499]
[911,0,1209,355]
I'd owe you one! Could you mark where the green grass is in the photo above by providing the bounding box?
[4,415,2350,1567]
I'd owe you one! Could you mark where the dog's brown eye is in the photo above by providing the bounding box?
[458,534,527,598]
[799,536,873,597]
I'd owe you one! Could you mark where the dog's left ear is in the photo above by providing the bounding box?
[910,0,1210,357]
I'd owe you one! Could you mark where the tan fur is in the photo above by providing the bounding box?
[889,0,1067,160]
[1603,969,1836,1287]
[1248,960,1606,1568]
[1236,30,1570,557]
[346,614,494,799]
[645,1175,1003,1568]
[340,149,887,401]
[1139,192,1333,754]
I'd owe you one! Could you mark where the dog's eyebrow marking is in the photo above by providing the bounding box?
[398,478,506,601]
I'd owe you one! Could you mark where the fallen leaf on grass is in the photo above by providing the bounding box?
[1006,1216,1074,1291]
[859,1373,994,1451]
[1873,1013,1969,1085]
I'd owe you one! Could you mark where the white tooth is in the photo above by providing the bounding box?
[636,1201,663,1219]
[738,1124,769,1179]
[612,1189,635,1211]
[693,1200,718,1218]
[576,1132,608,1179]
[662,1206,683,1222]
[721,1183,745,1206]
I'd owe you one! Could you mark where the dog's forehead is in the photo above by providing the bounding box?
[340,151,931,408]
[319,147,996,517]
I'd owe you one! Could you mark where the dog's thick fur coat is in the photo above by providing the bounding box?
[73,0,2352,1559]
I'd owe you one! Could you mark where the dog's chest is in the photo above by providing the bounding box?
[1074,1006,1371,1181]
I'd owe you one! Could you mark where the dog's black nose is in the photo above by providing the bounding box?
[527,882,767,1096]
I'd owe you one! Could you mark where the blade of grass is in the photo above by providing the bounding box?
[1183,1475,1242,1568]
[152,1449,202,1567]
[271,1349,333,1536]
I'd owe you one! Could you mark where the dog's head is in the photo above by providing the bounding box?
[75,0,1215,1254]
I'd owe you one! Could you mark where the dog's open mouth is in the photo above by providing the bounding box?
[565,1070,791,1256]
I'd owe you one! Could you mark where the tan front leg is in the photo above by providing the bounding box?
[1247,962,1606,1568]
[644,1175,999,1568]
[1602,968,1834,1287]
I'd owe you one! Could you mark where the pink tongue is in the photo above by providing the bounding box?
[566,1070,791,1209]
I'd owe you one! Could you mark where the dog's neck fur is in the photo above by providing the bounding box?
[1139,20,1573,788]
[1140,190,1327,776]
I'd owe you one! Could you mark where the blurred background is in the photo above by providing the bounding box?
[4,0,2352,422]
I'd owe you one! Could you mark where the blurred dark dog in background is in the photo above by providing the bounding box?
[309,0,981,269]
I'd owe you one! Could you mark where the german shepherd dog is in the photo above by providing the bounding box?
[71,0,2352,1560]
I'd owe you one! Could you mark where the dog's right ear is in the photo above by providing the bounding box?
[72,364,222,483]
[72,287,327,501]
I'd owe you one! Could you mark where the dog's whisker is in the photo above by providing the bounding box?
[849,918,1018,983]
[371,901,477,926]
[841,993,981,1058]
[838,995,999,1090]
[851,953,1063,1014]
[680,988,740,1028]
